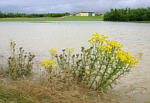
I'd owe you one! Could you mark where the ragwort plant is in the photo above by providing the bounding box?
[7,40,35,80]
[42,33,138,91]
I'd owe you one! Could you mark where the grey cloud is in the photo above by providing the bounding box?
[0,0,150,13]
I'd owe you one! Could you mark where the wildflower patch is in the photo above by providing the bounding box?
[42,33,138,91]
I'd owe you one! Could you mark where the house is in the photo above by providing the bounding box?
[75,12,95,16]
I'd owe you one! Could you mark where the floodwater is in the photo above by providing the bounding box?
[0,21,150,103]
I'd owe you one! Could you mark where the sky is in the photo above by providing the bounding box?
[0,0,150,13]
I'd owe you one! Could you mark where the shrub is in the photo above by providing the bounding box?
[7,40,35,80]
[42,33,138,91]
[0,10,70,18]
[104,8,150,21]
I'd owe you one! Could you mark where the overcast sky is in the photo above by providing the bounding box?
[0,0,150,13]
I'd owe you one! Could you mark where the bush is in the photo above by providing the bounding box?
[42,33,138,92]
[0,11,70,18]
[7,40,35,80]
[104,8,150,21]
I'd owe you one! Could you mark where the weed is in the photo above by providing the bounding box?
[42,33,138,92]
[7,40,35,80]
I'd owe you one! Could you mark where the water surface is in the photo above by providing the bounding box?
[0,21,150,103]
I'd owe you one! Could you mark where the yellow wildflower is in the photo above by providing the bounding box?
[110,59,114,62]
[97,54,101,57]
[114,49,138,67]
[108,41,123,47]
[66,48,74,53]
[41,59,51,67]
[52,64,58,68]
[41,59,57,68]
[101,34,109,39]
[109,68,113,73]
[87,49,92,53]
[85,70,90,75]
[93,33,100,37]
[97,38,106,43]
[89,33,108,43]
[97,45,105,50]
[97,45,112,52]
[88,39,96,44]
[118,66,121,69]
[49,48,57,54]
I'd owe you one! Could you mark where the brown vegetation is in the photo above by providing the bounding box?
[0,73,119,103]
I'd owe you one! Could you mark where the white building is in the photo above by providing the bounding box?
[75,12,95,16]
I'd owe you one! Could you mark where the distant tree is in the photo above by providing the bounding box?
[0,11,70,18]
[95,13,103,16]
[0,11,4,18]
[104,7,150,21]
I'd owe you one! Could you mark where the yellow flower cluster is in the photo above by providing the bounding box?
[115,49,138,67]
[49,48,57,54]
[89,33,123,48]
[107,40,123,47]
[85,70,90,75]
[88,33,107,43]
[66,48,74,53]
[89,33,138,68]
[101,34,109,39]
[41,59,57,68]
[97,45,112,51]
[88,39,96,44]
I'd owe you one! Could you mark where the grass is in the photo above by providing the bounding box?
[0,16,150,23]
[0,16,149,23]
[0,16,104,21]
[115,21,150,23]
[103,20,150,23]
[0,73,119,103]
[130,21,150,23]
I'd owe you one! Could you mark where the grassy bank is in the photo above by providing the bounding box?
[0,16,104,21]
[130,21,150,23]
[0,75,118,103]
[105,20,150,23]
[0,16,150,23]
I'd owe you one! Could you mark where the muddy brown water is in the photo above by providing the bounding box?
[0,21,150,103]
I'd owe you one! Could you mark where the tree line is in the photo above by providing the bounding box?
[104,8,150,21]
[0,11,70,18]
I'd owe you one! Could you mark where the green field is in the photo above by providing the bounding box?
[0,16,104,21]
[0,16,149,23]
[131,21,150,23]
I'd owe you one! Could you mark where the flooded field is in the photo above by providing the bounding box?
[0,21,150,103]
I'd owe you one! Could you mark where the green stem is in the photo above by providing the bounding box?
[96,55,111,90]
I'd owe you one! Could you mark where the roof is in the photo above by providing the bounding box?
[79,12,95,13]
